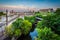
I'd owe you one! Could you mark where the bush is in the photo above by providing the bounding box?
[35,13,42,18]
[55,8,60,15]
[12,18,23,29]
[5,24,22,37]
[0,12,6,16]
[14,29,21,37]
[5,24,15,37]
[5,18,32,37]
[20,20,32,35]
[36,21,44,28]
[24,16,36,23]
[36,27,60,40]
[42,14,60,35]
[34,11,40,15]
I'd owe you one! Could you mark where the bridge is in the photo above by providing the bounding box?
[0,12,34,40]
[0,15,20,40]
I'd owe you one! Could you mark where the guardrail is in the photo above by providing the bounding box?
[0,15,19,40]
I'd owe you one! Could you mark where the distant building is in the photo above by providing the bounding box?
[26,10,34,15]
[49,8,54,12]
[39,8,54,12]
[10,10,17,15]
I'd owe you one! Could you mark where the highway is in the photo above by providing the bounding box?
[0,15,20,40]
[0,13,33,40]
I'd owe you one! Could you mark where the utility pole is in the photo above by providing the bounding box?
[6,10,8,26]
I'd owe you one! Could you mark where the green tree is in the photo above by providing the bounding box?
[20,20,32,35]
[55,8,60,15]
[0,12,6,16]
[24,16,36,23]
[43,14,60,35]
[5,18,32,37]
[36,27,60,40]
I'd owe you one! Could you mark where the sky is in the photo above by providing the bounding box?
[0,0,60,11]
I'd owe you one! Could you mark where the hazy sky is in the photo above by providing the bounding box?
[0,0,60,11]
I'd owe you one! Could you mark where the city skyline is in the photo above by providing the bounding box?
[0,0,60,11]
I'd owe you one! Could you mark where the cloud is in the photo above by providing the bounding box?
[0,5,26,9]
[0,5,37,11]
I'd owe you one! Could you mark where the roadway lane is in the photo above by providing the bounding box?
[0,15,20,40]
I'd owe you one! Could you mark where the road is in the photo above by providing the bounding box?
[0,15,20,40]
[0,14,33,40]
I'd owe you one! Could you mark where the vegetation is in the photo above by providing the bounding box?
[5,24,14,37]
[20,20,32,35]
[24,16,36,24]
[43,14,60,34]
[36,27,60,40]
[5,18,32,37]
[34,8,60,40]
[0,12,6,16]
[36,21,45,28]
[55,8,60,15]
[5,8,60,40]
[5,24,22,37]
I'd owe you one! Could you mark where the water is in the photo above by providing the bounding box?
[30,29,38,40]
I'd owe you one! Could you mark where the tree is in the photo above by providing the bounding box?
[36,27,60,40]
[55,8,60,15]
[0,12,6,16]
[40,14,60,35]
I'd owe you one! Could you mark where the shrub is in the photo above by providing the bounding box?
[5,18,32,37]
[24,16,36,23]
[36,21,45,28]
[5,24,15,37]
[55,8,60,15]
[24,16,37,32]
[0,12,6,16]
[35,13,42,18]
[5,18,23,37]
[12,18,23,29]
[34,11,40,15]
[20,20,32,35]
[14,29,21,37]
[36,27,60,40]
[43,14,60,34]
